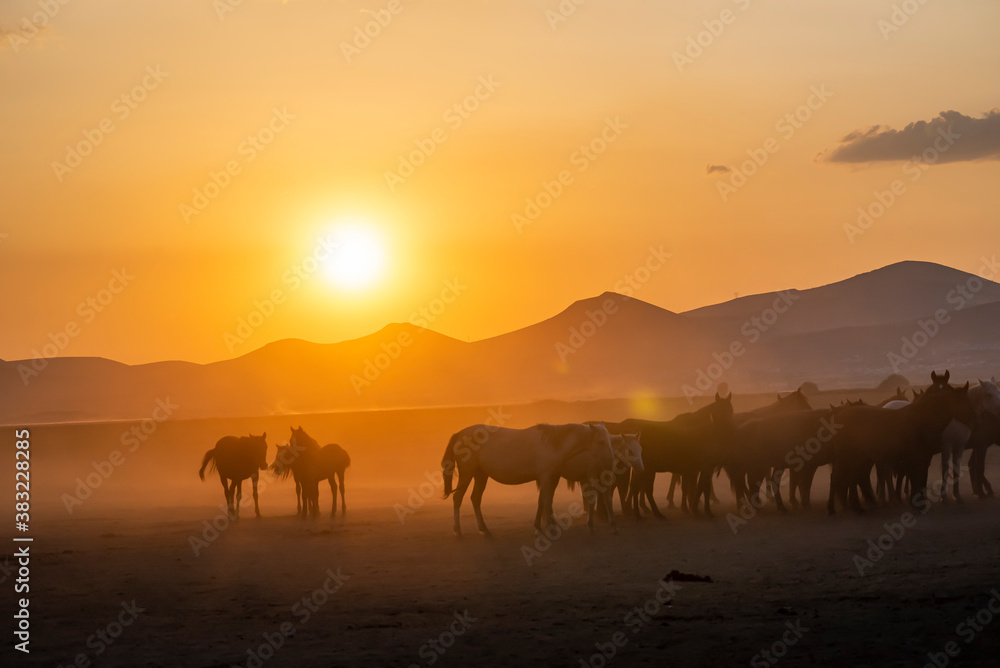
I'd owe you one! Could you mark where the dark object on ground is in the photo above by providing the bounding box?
[664,569,713,583]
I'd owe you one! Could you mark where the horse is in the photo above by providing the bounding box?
[627,393,735,519]
[826,376,974,514]
[441,422,613,537]
[721,390,815,508]
[877,387,909,407]
[729,407,840,513]
[269,441,309,516]
[582,425,644,516]
[963,377,1000,497]
[284,426,351,519]
[198,433,268,519]
[541,433,637,534]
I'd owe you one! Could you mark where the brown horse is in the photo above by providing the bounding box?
[626,393,735,518]
[281,427,351,519]
[827,375,974,514]
[198,433,268,519]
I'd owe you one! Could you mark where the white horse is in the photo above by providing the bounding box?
[557,432,644,533]
[441,423,613,537]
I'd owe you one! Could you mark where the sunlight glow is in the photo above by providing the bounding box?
[322,224,386,290]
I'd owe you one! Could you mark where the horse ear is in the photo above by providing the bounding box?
[715,392,721,401]
[726,392,733,402]
[262,431,266,439]
[944,370,951,382]
[963,381,970,391]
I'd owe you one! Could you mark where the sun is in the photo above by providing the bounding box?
[322,225,386,290]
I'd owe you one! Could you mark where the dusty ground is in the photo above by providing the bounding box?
[5,397,1000,666]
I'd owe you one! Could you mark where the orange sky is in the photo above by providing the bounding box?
[2,0,999,364]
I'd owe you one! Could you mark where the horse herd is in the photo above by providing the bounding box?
[198,370,1000,537]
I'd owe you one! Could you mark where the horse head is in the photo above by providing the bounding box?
[919,379,973,426]
[777,388,812,411]
[290,426,319,452]
[930,369,951,390]
[711,392,735,425]
[619,433,643,473]
[978,378,1000,415]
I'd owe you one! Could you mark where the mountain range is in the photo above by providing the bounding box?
[3,260,1000,424]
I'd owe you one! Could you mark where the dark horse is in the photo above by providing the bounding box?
[199,433,268,519]
[271,427,351,519]
[827,374,974,514]
[625,393,735,518]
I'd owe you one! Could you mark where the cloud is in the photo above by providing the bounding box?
[706,164,731,175]
[821,109,1000,164]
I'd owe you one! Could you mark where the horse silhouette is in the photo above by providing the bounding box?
[273,427,350,519]
[199,433,268,519]
[827,373,974,514]
[441,422,613,537]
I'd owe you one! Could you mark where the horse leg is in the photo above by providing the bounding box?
[952,447,963,502]
[940,442,950,503]
[771,468,787,513]
[294,479,302,516]
[338,470,347,517]
[251,472,261,519]
[218,472,232,515]
[451,470,474,537]
[470,471,491,537]
[699,471,713,518]
[666,473,678,508]
[233,480,243,519]
[604,486,618,533]
[644,472,665,519]
[329,478,337,518]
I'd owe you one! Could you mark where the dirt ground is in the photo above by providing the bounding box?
[5,398,1000,667]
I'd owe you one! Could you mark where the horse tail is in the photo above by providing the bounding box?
[441,432,462,499]
[198,448,216,481]
[567,479,577,492]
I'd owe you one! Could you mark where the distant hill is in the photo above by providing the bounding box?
[3,261,1000,424]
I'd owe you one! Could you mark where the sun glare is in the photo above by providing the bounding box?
[322,225,386,290]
